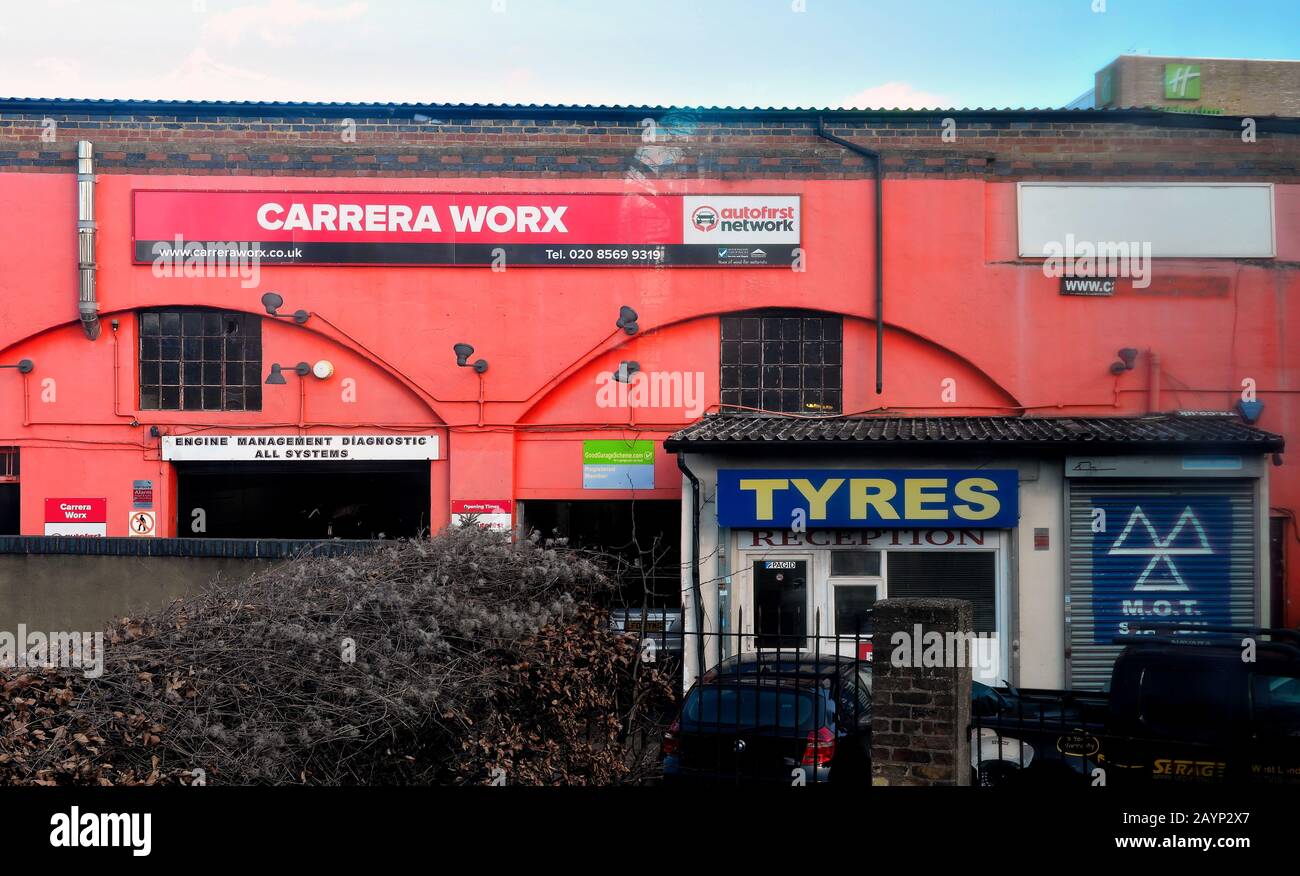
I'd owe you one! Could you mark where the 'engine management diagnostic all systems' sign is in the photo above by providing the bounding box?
[716,470,1020,529]
[162,434,440,461]
[133,191,800,267]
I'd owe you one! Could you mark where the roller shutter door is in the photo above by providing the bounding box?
[1067,480,1257,689]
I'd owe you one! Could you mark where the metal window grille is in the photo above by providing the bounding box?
[138,309,262,411]
[720,310,842,414]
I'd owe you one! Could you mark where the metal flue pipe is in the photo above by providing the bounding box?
[77,140,100,340]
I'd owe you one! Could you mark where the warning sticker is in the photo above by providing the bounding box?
[127,510,156,537]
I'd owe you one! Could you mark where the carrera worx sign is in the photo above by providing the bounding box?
[716,469,1020,529]
[133,191,800,267]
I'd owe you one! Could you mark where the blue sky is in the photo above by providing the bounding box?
[0,0,1296,107]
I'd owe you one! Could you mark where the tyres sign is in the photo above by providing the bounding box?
[716,469,1019,529]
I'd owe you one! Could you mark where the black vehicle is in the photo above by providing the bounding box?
[971,625,1300,787]
[662,652,872,785]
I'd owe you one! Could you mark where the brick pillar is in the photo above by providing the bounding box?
[870,598,973,786]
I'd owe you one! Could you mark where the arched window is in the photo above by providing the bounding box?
[138,308,262,411]
[720,309,842,414]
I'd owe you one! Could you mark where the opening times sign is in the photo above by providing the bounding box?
[133,191,800,267]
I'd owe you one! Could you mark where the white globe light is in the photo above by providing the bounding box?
[312,360,334,379]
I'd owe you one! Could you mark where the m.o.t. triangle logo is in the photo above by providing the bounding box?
[1106,505,1213,591]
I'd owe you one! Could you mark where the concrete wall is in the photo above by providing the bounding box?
[1013,460,1066,688]
[0,554,268,632]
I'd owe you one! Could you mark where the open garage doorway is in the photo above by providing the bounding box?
[520,500,682,610]
[176,461,430,539]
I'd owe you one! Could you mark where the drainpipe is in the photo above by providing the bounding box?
[1147,350,1162,414]
[815,117,884,393]
[77,140,100,340]
[677,454,706,687]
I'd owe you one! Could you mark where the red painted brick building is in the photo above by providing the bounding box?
[0,100,1296,681]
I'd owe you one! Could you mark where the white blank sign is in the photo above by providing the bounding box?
[1018,183,1275,258]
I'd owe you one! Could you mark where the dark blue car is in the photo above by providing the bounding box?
[662,652,872,786]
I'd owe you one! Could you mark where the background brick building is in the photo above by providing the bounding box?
[1082,54,1300,115]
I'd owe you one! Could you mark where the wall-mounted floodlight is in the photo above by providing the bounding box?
[613,361,641,383]
[261,292,309,325]
[266,361,310,385]
[0,359,33,374]
[1109,347,1139,375]
[616,306,639,335]
[454,343,488,374]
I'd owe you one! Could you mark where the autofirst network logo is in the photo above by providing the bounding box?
[703,204,797,233]
[691,204,719,232]
[681,196,801,244]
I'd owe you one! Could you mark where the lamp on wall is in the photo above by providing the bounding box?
[613,361,640,383]
[616,306,639,335]
[454,343,488,374]
[260,292,310,324]
[1108,347,1139,375]
[266,361,310,385]
[0,359,33,374]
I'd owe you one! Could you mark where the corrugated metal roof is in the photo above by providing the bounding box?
[0,96,1287,127]
[0,97,1142,112]
[664,413,1285,453]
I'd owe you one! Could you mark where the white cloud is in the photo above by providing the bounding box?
[839,81,955,110]
[2,47,308,101]
[147,46,307,100]
[205,0,368,47]
[33,57,83,81]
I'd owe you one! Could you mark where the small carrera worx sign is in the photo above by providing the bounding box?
[716,469,1019,529]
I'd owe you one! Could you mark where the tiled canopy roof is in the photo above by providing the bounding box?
[664,413,1284,453]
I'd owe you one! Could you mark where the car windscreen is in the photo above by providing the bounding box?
[682,685,828,732]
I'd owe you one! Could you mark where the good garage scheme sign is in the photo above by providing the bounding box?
[133,191,800,267]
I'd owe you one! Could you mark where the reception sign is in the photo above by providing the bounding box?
[716,469,1019,529]
[133,191,800,267]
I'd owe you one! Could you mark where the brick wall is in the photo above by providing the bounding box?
[870,598,973,787]
[0,103,1296,181]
